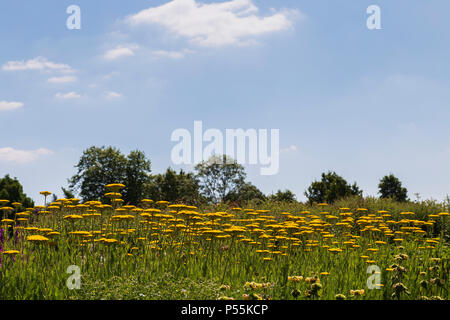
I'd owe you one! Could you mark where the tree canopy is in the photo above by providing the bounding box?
[378,174,408,202]
[268,189,297,203]
[224,182,266,204]
[146,168,202,205]
[304,171,362,204]
[0,175,34,209]
[69,146,151,204]
[195,155,246,203]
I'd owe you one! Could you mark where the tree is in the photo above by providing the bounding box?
[378,174,408,202]
[268,189,297,203]
[146,168,202,205]
[69,146,151,204]
[176,170,202,204]
[49,194,58,204]
[304,171,362,204]
[123,150,152,204]
[195,155,246,203]
[146,169,176,202]
[61,187,75,199]
[224,182,266,203]
[0,175,34,210]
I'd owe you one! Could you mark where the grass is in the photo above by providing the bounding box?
[0,193,448,300]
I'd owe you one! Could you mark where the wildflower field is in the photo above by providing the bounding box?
[0,184,448,300]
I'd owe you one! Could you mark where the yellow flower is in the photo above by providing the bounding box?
[105,183,125,192]
[141,198,153,203]
[63,214,83,220]
[69,231,92,237]
[27,235,49,242]
[105,192,122,199]
[305,276,320,284]
[2,250,20,255]
[288,276,303,282]
[16,212,30,217]
[350,289,364,296]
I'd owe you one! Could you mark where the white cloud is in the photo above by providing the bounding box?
[151,49,193,59]
[2,56,74,73]
[0,147,53,164]
[281,145,298,153]
[0,101,24,111]
[47,76,77,83]
[103,45,139,60]
[55,92,81,99]
[126,0,300,47]
[104,91,123,99]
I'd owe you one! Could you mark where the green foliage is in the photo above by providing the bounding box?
[61,187,75,199]
[1,197,448,300]
[224,182,266,204]
[146,168,203,205]
[69,273,221,300]
[124,150,152,204]
[0,174,34,209]
[268,189,297,203]
[195,155,246,203]
[304,171,362,204]
[69,146,151,204]
[378,174,408,202]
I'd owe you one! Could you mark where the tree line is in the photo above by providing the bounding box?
[0,145,409,207]
[66,146,409,205]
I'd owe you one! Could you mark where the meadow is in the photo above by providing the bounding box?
[0,184,448,300]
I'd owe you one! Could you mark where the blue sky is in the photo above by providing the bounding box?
[1,0,450,205]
